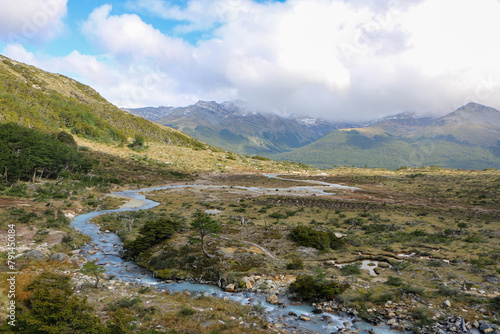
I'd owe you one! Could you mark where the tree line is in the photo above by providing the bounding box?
[0,123,92,183]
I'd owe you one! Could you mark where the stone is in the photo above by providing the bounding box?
[473,321,480,328]
[299,315,311,321]
[388,312,396,318]
[480,323,491,333]
[224,284,235,292]
[22,250,46,261]
[443,300,451,308]
[245,281,253,289]
[50,253,69,262]
[391,323,406,331]
[266,294,279,305]
[387,319,397,325]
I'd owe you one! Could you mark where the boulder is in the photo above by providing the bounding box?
[299,315,311,321]
[443,300,451,308]
[266,294,279,305]
[224,284,235,292]
[245,281,253,289]
[22,250,47,261]
[50,253,69,262]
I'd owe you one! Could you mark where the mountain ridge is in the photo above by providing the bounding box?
[275,102,500,169]
[125,100,357,155]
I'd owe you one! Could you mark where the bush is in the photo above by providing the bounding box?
[124,218,180,258]
[386,276,403,286]
[491,296,500,311]
[340,263,361,276]
[289,225,345,250]
[179,308,195,316]
[289,274,348,302]
[286,258,304,270]
[8,272,106,333]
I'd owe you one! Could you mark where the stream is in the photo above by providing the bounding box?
[71,175,397,334]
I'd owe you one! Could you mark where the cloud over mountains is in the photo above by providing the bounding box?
[1,0,500,121]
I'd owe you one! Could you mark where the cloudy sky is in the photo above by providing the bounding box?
[1,0,499,121]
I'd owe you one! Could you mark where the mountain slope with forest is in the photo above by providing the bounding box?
[0,54,205,149]
[275,103,500,169]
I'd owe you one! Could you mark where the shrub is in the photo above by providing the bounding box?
[178,307,196,316]
[491,296,500,311]
[289,274,348,302]
[124,218,180,258]
[289,225,345,250]
[9,272,106,333]
[340,263,361,276]
[286,258,304,270]
[386,276,403,286]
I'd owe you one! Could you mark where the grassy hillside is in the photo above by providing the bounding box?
[274,130,500,169]
[0,54,204,149]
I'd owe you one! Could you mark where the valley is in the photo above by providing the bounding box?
[0,54,498,334]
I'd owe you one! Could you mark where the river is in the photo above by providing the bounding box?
[71,175,397,334]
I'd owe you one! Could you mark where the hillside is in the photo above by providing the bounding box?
[0,54,204,149]
[125,100,351,155]
[275,103,500,169]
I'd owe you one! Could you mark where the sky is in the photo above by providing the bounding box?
[1,0,500,121]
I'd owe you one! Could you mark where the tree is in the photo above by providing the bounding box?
[80,261,106,288]
[190,212,221,258]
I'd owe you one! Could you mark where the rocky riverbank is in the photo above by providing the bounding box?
[221,273,499,334]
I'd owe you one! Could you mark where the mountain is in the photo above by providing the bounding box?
[0,54,205,149]
[125,100,355,155]
[122,106,174,122]
[274,102,500,170]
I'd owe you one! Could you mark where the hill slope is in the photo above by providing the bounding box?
[125,100,351,155]
[275,103,500,169]
[0,54,204,149]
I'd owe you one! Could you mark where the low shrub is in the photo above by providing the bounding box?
[340,263,361,276]
[289,225,345,250]
[289,274,348,302]
[386,276,403,286]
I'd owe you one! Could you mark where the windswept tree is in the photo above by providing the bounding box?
[190,212,221,258]
[80,261,106,288]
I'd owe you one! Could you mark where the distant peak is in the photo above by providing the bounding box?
[455,102,499,114]
[195,100,218,107]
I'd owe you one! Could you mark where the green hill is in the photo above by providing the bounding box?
[274,129,500,169]
[0,54,204,149]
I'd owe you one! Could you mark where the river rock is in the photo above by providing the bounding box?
[266,294,279,305]
[480,323,492,333]
[299,315,311,321]
[443,300,451,308]
[225,284,235,292]
[391,323,406,331]
[50,253,69,262]
[245,281,253,289]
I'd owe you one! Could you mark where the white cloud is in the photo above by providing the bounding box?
[5,0,500,121]
[0,0,67,43]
